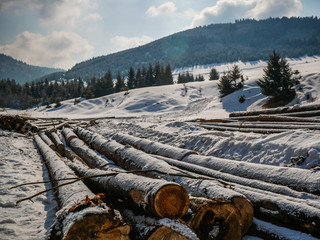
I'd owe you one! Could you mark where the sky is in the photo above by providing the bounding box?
[0,0,319,70]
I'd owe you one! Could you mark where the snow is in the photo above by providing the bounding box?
[1,55,320,239]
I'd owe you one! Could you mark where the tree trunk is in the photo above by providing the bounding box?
[121,209,199,240]
[229,114,320,123]
[39,132,56,150]
[33,134,130,240]
[49,131,64,151]
[184,196,242,240]
[67,160,189,219]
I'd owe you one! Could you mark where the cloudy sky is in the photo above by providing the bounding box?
[0,0,319,70]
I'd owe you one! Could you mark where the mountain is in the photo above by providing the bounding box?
[0,54,64,84]
[64,16,320,80]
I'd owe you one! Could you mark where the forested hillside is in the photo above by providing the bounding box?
[0,54,64,84]
[65,17,320,80]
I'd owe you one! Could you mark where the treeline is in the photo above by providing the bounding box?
[0,63,174,109]
[64,17,320,80]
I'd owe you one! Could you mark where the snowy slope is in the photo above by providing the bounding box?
[7,55,320,120]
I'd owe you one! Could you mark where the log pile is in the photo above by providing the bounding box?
[80,128,320,239]
[29,125,320,239]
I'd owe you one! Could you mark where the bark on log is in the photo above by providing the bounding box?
[199,124,286,134]
[121,209,199,240]
[199,122,320,130]
[229,114,320,123]
[67,160,189,219]
[62,128,78,145]
[39,132,56,150]
[113,132,197,160]
[184,197,242,240]
[182,154,320,195]
[62,129,118,170]
[34,135,130,240]
[49,131,64,151]
[152,155,320,237]
[229,103,320,118]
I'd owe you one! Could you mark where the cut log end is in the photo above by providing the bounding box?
[189,199,242,240]
[64,213,130,240]
[231,197,254,235]
[148,226,190,240]
[154,184,189,219]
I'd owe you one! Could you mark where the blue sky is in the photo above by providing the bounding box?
[0,0,319,69]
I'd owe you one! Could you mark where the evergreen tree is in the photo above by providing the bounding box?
[115,73,124,92]
[257,50,296,100]
[103,69,114,95]
[154,62,161,86]
[135,68,142,88]
[146,63,154,86]
[127,67,135,89]
[217,64,244,97]
[209,67,220,80]
[163,64,174,85]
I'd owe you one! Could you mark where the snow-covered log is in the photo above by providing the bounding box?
[182,154,320,194]
[199,124,287,134]
[121,209,199,240]
[67,160,189,219]
[230,104,320,118]
[33,135,130,240]
[184,196,242,240]
[199,122,320,131]
[49,131,64,151]
[281,109,320,117]
[62,129,116,170]
[229,114,320,123]
[113,132,197,160]
[152,155,320,237]
[39,132,56,150]
[62,128,78,145]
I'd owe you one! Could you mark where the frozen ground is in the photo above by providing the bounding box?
[1,55,320,239]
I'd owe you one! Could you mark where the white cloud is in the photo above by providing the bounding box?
[146,2,177,17]
[191,0,302,27]
[85,13,102,21]
[0,31,93,69]
[110,35,154,52]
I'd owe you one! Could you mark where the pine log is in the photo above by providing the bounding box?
[113,132,197,160]
[152,155,320,237]
[39,132,56,150]
[67,160,189,219]
[121,209,199,240]
[184,196,242,240]
[62,129,118,170]
[229,103,320,118]
[62,128,78,145]
[199,122,320,130]
[182,154,320,194]
[34,135,130,240]
[49,131,64,151]
[281,109,320,117]
[229,114,320,123]
[199,124,286,134]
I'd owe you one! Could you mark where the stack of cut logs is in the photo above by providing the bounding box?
[197,103,320,134]
[0,114,90,133]
[31,124,320,240]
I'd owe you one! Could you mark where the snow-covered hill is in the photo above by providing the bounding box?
[8,55,320,121]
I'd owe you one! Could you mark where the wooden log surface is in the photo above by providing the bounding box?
[229,114,320,123]
[184,196,242,240]
[33,135,130,240]
[67,160,189,219]
[198,124,287,134]
[39,132,56,150]
[121,209,199,240]
[182,154,320,195]
[49,131,64,151]
[229,103,320,118]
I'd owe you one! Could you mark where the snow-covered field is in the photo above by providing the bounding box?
[1,55,320,239]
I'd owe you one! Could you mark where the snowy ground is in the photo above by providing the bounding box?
[1,55,320,239]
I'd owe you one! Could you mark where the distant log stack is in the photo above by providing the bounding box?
[0,115,37,133]
[34,135,130,240]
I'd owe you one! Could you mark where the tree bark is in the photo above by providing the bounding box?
[184,196,242,240]
[66,160,189,219]
[34,134,130,240]
[39,132,56,150]
[49,131,64,151]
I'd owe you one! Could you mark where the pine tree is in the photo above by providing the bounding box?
[163,64,173,85]
[103,69,114,95]
[209,67,220,80]
[257,50,296,100]
[115,73,124,92]
[127,67,135,89]
[217,64,244,97]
